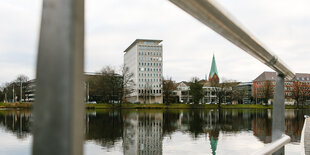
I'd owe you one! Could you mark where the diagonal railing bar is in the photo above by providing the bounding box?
[169,0,295,79]
[33,0,85,155]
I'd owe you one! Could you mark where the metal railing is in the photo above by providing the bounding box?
[33,0,85,155]
[33,0,295,155]
[168,0,295,155]
[251,134,291,155]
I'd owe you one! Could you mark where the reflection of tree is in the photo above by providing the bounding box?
[85,110,123,148]
[0,110,32,139]
[163,110,180,135]
[188,111,204,138]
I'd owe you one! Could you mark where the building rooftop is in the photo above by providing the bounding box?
[254,71,310,81]
[295,73,310,81]
[123,39,163,53]
[253,71,277,81]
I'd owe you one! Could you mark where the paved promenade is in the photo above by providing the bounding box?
[302,117,310,155]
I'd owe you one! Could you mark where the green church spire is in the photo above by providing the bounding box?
[209,54,218,78]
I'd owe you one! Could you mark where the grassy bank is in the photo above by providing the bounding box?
[1,102,309,109]
[0,102,5,108]
[86,103,219,109]
[0,102,32,109]
[86,103,308,109]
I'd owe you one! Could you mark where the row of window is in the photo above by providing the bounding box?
[139,62,162,67]
[138,51,162,56]
[138,57,162,61]
[138,72,162,77]
[256,81,276,85]
[138,89,162,94]
[139,78,161,82]
[138,68,161,72]
[256,81,310,85]
[139,84,161,88]
[139,46,161,51]
[297,77,310,81]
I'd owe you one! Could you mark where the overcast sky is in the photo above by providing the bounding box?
[1,0,309,84]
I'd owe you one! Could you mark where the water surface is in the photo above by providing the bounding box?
[0,109,307,154]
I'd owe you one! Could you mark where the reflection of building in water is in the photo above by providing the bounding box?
[123,113,163,155]
[284,109,305,142]
[0,110,32,139]
[252,110,272,143]
[252,109,306,143]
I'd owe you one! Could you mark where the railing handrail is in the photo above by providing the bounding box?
[251,134,291,155]
[300,116,310,155]
[169,0,295,79]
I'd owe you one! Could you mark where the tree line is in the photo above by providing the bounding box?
[0,75,29,102]
[86,65,134,104]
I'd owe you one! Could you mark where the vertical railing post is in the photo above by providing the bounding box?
[33,0,84,155]
[272,73,285,155]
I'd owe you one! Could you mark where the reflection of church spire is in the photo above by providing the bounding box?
[209,129,219,155]
[210,136,218,155]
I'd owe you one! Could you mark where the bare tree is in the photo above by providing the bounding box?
[213,79,238,108]
[120,65,135,103]
[141,81,152,104]
[87,66,122,103]
[0,85,5,102]
[262,80,273,105]
[16,75,29,102]
[231,87,247,104]
[163,77,176,105]
[292,81,307,108]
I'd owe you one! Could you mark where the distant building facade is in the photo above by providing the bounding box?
[124,39,163,103]
[176,81,218,104]
[233,82,253,104]
[253,71,310,105]
[24,79,35,102]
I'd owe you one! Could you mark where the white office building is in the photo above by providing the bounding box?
[124,39,163,103]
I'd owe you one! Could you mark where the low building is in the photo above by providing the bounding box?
[24,79,35,102]
[175,81,218,104]
[233,82,253,104]
[253,71,310,105]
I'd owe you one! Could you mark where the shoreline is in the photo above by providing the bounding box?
[1,102,309,110]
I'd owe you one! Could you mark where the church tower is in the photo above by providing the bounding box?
[208,54,219,84]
